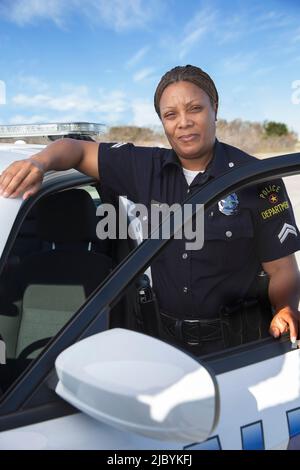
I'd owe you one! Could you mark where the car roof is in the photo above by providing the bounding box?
[0,143,86,185]
[0,143,45,171]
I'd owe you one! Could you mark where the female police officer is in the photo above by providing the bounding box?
[0,65,299,355]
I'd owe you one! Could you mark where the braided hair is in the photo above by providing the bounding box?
[154,65,218,118]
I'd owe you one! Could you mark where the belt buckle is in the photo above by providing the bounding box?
[183,319,201,324]
[182,319,201,346]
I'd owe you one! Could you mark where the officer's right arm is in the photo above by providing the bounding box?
[0,138,99,200]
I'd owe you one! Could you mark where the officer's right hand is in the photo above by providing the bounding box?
[269,305,299,343]
[0,157,45,200]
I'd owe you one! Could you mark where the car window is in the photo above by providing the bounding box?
[0,184,116,395]
[284,175,300,269]
[121,173,300,357]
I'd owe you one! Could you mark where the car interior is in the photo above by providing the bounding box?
[0,183,141,394]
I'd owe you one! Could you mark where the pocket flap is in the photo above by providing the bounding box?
[205,210,254,241]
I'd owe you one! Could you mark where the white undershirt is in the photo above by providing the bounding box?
[182,167,204,186]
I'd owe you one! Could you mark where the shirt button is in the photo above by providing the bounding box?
[183,287,188,294]
[226,230,232,238]
[187,188,190,194]
[182,253,188,259]
[229,162,235,168]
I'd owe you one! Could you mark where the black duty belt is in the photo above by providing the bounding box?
[160,311,223,346]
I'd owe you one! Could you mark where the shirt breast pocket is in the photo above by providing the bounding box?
[204,210,255,269]
[205,209,254,240]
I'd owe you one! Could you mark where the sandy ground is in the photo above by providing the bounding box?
[254,142,300,159]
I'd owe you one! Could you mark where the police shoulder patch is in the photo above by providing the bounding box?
[258,182,281,201]
[257,181,289,221]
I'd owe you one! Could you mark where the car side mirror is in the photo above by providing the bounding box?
[55,328,219,444]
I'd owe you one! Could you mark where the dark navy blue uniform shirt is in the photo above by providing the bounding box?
[98,140,300,320]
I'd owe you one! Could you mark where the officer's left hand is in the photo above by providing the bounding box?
[269,306,300,343]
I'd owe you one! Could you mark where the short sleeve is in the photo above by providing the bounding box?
[98,142,154,203]
[253,178,300,262]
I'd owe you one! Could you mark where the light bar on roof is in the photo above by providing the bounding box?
[0,122,105,138]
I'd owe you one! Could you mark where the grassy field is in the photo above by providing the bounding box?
[255,142,300,159]
[99,122,299,157]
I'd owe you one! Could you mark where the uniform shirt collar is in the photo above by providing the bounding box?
[207,139,232,179]
[161,139,231,179]
[161,148,182,170]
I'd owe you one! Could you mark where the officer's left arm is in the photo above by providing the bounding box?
[253,178,300,343]
[262,254,300,342]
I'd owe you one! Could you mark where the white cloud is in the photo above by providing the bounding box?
[179,8,217,59]
[126,46,150,68]
[0,80,6,105]
[133,67,155,82]
[9,114,50,124]
[252,66,275,78]
[254,10,294,32]
[221,52,257,75]
[11,84,127,124]
[226,8,300,52]
[216,29,241,45]
[215,14,245,45]
[0,0,161,31]
[292,28,300,43]
[179,27,207,60]
[18,75,49,92]
[92,0,154,32]
[0,0,67,27]
[131,100,160,127]
[12,86,126,113]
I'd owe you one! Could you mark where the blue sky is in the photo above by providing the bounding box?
[0,0,299,136]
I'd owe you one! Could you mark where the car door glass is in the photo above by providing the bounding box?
[134,174,300,356]
[0,184,113,395]
[284,175,300,269]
